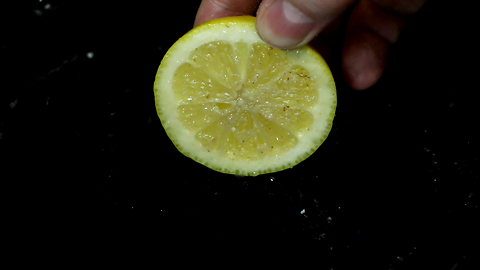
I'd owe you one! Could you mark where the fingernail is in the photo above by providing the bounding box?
[257,0,315,49]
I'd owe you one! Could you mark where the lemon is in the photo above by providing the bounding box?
[154,16,336,176]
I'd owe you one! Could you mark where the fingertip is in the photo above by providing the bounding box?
[256,0,316,49]
[343,67,382,91]
[342,29,389,90]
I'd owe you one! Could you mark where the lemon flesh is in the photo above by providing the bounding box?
[154,16,336,176]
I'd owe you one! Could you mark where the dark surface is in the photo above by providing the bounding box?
[1,0,479,267]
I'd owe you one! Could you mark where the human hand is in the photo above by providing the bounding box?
[194,0,428,90]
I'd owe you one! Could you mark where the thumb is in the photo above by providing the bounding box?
[256,0,354,49]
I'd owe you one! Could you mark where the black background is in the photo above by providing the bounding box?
[1,0,479,267]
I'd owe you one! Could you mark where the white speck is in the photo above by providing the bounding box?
[44,3,51,9]
[86,52,94,59]
[327,216,332,223]
[231,127,236,132]
[397,256,404,262]
[425,129,427,133]
[300,209,305,214]
[270,177,274,181]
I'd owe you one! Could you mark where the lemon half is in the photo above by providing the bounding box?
[154,16,336,176]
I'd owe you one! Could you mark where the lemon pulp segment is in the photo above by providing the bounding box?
[174,41,318,159]
[154,16,336,176]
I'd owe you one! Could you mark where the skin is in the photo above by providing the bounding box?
[194,0,428,90]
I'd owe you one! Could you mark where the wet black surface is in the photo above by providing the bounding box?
[1,0,479,267]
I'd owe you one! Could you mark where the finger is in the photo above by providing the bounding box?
[256,0,356,49]
[194,0,261,27]
[372,0,429,15]
[342,0,405,90]
[342,29,390,90]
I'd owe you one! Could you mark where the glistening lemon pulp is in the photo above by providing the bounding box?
[154,16,336,176]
